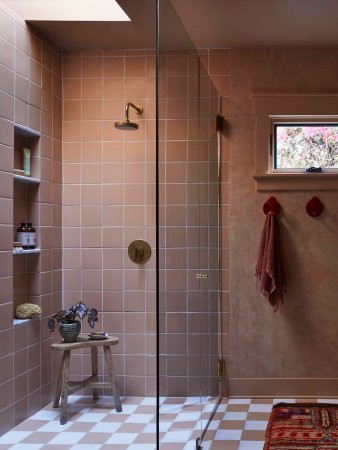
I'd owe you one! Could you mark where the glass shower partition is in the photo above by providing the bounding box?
[156,1,221,447]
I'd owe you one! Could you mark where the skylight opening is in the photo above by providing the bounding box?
[2,0,130,22]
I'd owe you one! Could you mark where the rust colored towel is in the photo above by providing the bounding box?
[255,211,286,312]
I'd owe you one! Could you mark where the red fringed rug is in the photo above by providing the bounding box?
[264,403,338,449]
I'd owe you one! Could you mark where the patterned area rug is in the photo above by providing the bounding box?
[264,403,338,449]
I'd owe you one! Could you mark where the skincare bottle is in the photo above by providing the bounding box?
[23,148,30,176]
[16,222,30,249]
[27,223,36,249]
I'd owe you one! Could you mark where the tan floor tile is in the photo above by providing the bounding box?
[134,433,158,444]
[170,421,196,429]
[78,432,111,444]
[247,412,271,420]
[210,440,239,450]
[251,398,273,404]
[160,444,189,450]
[102,414,131,422]
[134,405,156,414]
[101,445,128,449]
[226,404,250,412]
[219,420,246,429]
[163,397,186,404]
[13,420,47,431]
[204,429,217,440]
[116,423,146,433]
[21,432,58,443]
[42,446,73,450]
[241,430,266,441]
[159,414,178,421]
[182,405,201,411]
[65,422,97,432]
[210,412,225,420]
[120,397,144,404]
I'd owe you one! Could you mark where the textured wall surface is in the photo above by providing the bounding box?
[0,1,62,435]
[229,48,338,396]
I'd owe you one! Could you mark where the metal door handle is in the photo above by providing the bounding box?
[195,273,208,279]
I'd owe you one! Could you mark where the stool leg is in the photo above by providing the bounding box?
[53,352,65,408]
[60,350,71,425]
[103,346,122,412]
[91,346,99,401]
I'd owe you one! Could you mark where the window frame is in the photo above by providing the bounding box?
[253,94,338,190]
[271,119,338,173]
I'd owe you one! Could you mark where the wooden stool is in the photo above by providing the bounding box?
[52,334,122,424]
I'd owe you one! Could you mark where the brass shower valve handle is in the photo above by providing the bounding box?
[128,239,151,264]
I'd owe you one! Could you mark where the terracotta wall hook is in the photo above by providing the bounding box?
[263,196,281,215]
[306,196,323,217]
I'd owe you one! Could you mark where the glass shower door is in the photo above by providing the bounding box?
[157,0,221,447]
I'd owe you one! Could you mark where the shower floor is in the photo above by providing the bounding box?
[0,396,333,449]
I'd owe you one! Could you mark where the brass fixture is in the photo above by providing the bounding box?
[115,102,143,131]
[128,239,151,264]
[217,359,225,378]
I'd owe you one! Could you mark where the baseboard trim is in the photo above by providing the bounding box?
[229,378,338,397]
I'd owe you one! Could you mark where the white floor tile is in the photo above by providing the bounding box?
[223,412,248,420]
[140,397,156,405]
[8,444,44,450]
[117,404,139,414]
[244,420,268,430]
[0,431,32,444]
[228,399,251,404]
[67,395,82,404]
[71,445,102,450]
[249,404,272,413]
[89,422,122,433]
[161,430,193,443]
[237,441,264,450]
[37,420,73,432]
[29,410,60,421]
[128,444,156,450]
[105,432,138,444]
[175,412,201,422]
[74,412,108,422]
[142,423,156,433]
[158,421,172,432]
[125,414,154,424]
[214,429,242,440]
[273,398,295,404]
[48,431,86,444]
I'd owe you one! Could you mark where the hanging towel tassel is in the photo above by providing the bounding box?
[255,211,286,312]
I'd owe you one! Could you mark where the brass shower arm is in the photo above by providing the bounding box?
[125,102,143,121]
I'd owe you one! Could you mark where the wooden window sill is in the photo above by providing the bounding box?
[253,173,338,191]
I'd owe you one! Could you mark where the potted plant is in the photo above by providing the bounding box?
[48,301,98,343]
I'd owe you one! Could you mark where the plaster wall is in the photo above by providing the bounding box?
[229,48,338,396]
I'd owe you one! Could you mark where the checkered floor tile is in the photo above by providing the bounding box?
[0,396,334,449]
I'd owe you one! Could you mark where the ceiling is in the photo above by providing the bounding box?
[4,0,338,50]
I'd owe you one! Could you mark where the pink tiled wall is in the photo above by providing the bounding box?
[62,49,157,396]
[158,50,222,397]
[200,49,230,396]
[62,48,227,398]
[0,1,62,436]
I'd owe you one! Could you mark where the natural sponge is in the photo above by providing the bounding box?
[15,303,42,319]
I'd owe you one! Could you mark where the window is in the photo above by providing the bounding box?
[253,94,338,190]
[273,122,338,172]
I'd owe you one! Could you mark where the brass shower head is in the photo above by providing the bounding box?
[115,102,143,131]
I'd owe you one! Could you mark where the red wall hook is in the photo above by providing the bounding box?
[306,196,324,217]
[263,196,281,215]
